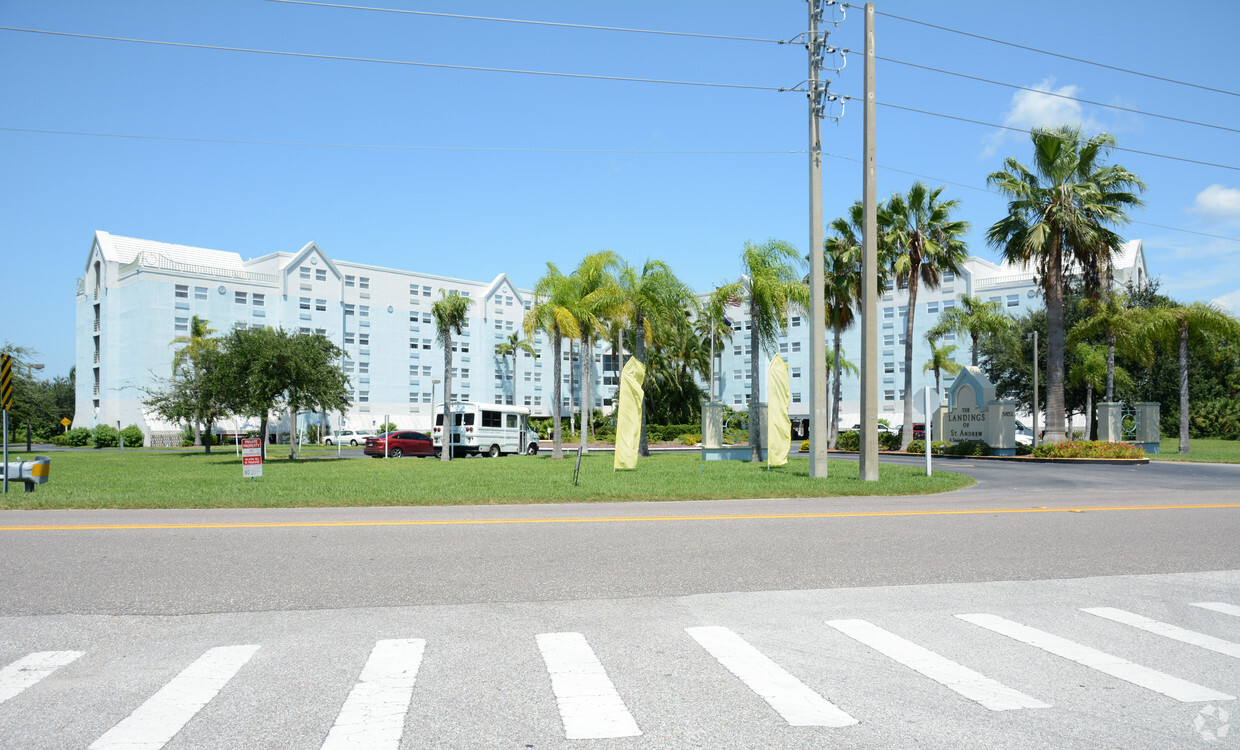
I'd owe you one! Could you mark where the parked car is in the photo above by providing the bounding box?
[898,423,926,440]
[364,431,434,458]
[325,429,374,446]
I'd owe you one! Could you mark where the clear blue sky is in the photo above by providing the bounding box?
[3,0,1238,379]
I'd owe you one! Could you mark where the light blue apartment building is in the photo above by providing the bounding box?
[76,231,1145,443]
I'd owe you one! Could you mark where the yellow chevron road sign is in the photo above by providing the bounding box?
[0,354,12,411]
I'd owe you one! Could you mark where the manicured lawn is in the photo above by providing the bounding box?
[1151,437,1240,464]
[0,449,973,510]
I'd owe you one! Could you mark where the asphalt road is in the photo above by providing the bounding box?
[1,456,1237,748]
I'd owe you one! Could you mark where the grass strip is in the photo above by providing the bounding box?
[0,450,973,510]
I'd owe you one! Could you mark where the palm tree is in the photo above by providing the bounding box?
[525,263,581,459]
[882,182,970,450]
[1067,293,1151,403]
[1069,342,1132,440]
[717,240,810,462]
[569,251,621,453]
[695,289,736,404]
[922,338,963,394]
[610,258,697,455]
[927,294,1011,368]
[828,345,859,442]
[1143,302,1240,454]
[431,291,473,461]
[494,331,537,406]
[987,125,1145,443]
[171,315,218,449]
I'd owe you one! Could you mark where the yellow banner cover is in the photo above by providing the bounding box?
[767,354,790,467]
[613,357,647,471]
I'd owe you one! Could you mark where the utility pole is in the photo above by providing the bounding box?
[859,2,879,481]
[807,0,829,478]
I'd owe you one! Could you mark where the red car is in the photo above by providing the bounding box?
[364,431,434,458]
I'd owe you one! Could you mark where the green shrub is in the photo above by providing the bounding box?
[120,424,144,447]
[946,440,991,456]
[93,424,119,449]
[63,427,92,447]
[879,432,902,451]
[836,430,860,451]
[50,433,68,446]
[906,439,950,455]
[800,440,809,452]
[1031,440,1145,459]
[1016,443,1033,456]
[1189,398,1240,440]
[678,433,702,446]
[906,439,925,454]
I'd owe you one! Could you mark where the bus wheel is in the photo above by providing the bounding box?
[488,444,501,458]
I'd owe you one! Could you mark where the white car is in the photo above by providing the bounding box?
[325,429,374,446]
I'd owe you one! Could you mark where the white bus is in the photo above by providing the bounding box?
[432,402,540,457]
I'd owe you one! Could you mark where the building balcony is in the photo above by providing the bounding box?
[118,251,278,284]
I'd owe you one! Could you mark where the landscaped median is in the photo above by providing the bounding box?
[0,450,973,510]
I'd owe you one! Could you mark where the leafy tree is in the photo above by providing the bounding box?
[0,343,72,442]
[716,240,810,461]
[927,294,1011,368]
[882,182,970,449]
[923,338,963,394]
[1069,342,1132,439]
[1143,302,1240,454]
[1067,293,1151,402]
[431,291,473,461]
[696,288,737,405]
[986,125,1145,442]
[494,331,537,406]
[144,343,227,454]
[170,315,218,447]
[525,263,582,459]
[644,309,709,426]
[569,251,621,453]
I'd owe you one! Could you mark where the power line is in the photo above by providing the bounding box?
[843,3,1240,98]
[845,97,1240,172]
[850,52,1240,135]
[266,0,791,44]
[0,26,785,92]
[0,126,800,154]
[6,125,1231,243]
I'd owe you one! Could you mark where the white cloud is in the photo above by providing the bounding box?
[1212,289,1240,317]
[982,78,1100,158]
[1188,184,1240,223]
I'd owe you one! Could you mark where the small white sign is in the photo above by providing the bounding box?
[241,438,263,479]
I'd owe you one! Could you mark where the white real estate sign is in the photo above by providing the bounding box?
[241,438,263,479]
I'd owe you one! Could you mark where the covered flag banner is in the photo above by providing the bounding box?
[767,354,791,467]
[613,357,647,471]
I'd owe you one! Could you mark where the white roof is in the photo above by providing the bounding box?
[95,231,246,271]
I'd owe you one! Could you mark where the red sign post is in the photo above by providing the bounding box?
[241,438,263,479]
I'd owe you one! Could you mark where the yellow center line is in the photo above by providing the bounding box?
[1,503,1237,531]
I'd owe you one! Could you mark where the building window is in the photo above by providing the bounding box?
[344,303,355,316]
[252,293,264,307]
[194,286,207,301]
[942,273,955,283]
[174,316,188,332]
[791,316,801,327]
[779,342,789,355]
[359,305,369,317]
[884,390,895,401]
[422,285,432,297]
[943,300,955,311]
[359,391,369,403]
[791,342,801,353]
[1007,295,1019,307]
[927,301,939,314]
[884,362,894,374]
[234,291,247,304]
[359,277,370,291]
[359,334,369,346]
[423,338,432,350]
[791,367,801,378]
[884,307,893,319]
[944,332,956,342]
[792,392,802,403]
[300,266,311,280]
[422,313,432,324]
[898,305,908,317]
[345,275,355,287]
[175,284,188,299]
[299,297,310,310]
[884,334,895,347]
[346,333,355,345]
[313,268,325,282]
[316,299,327,312]
[734,370,742,381]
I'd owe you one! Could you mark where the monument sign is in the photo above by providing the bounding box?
[931,366,1018,456]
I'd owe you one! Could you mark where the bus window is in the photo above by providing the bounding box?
[506,414,518,428]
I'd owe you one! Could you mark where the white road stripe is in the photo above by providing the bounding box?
[957,614,1234,703]
[1083,607,1240,659]
[321,639,425,750]
[686,626,857,727]
[89,645,260,750]
[0,651,84,704]
[536,632,641,740]
[1192,602,1240,618]
[825,619,1049,711]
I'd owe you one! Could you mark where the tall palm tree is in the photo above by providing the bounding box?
[610,258,697,455]
[431,291,473,461]
[525,263,581,459]
[1067,293,1151,403]
[882,182,970,450]
[695,289,736,404]
[494,331,537,406]
[927,294,1011,368]
[569,251,621,453]
[1143,302,1240,454]
[828,345,859,442]
[717,240,810,462]
[1069,342,1132,440]
[171,315,218,449]
[922,338,963,394]
[987,125,1145,443]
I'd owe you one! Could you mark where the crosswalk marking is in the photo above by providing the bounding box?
[1192,602,1240,618]
[0,651,84,705]
[685,626,857,727]
[825,619,1050,711]
[956,614,1234,703]
[1083,607,1240,659]
[89,645,261,750]
[321,639,426,750]
[536,632,641,740]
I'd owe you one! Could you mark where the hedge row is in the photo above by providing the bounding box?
[1031,440,1145,459]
